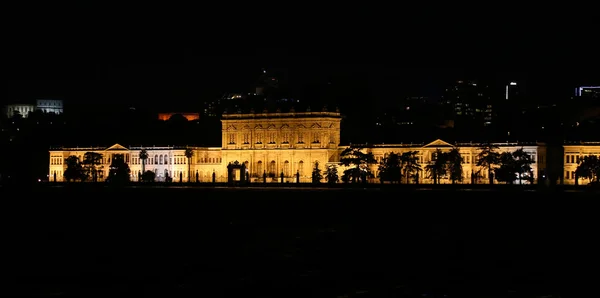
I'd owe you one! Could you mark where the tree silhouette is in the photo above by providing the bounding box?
[142,170,156,182]
[378,152,401,183]
[82,152,103,182]
[446,148,464,184]
[64,155,84,182]
[476,142,500,185]
[312,161,323,184]
[425,149,447,185]
[325,164,339,185]
[495,152,518,184]
[107,154,130,184]
[185,148,194,182]
[400,151,421,184]
[512,148,534,184]
[576,155,600,185]
[139,149,148,173]
[340,147,376,183]
[494,149,535,185]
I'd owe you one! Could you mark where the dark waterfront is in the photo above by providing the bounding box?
[3,187,598,297]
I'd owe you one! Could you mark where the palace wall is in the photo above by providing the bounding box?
[48,112,599,185]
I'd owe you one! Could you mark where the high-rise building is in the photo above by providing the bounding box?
[575,86,600,99]
[442,80,493,126]
[505,81,520,100]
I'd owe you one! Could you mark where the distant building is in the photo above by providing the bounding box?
[50,110,556,185]
[442,80,494,126]
[157,112,200,121]
[505,81,520,100]
[4,99,63,118]
[575,86,600,99]
[36,99,64,114]
[5,104,35,118]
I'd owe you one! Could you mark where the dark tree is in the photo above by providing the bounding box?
[107,154,130,184]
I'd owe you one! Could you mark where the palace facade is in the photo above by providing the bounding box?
[48,111,599,185]
[562,142,600,185]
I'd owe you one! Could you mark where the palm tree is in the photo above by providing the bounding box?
[476,142,500,185]
[139,149,148,174]
[400,151,421,184]
[185,148,194,182]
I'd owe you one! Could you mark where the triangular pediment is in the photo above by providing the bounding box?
[243,125,251,129]
[226,125,237,130]
[266,124,276,129]
[254,124,263,129]
[328,123,335,128]
[423,139,454,148]
[310,123,321,128]
[297,124,306,129]
[280,124,289,129]
[106,144,129,151]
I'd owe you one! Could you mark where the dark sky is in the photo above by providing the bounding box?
[4,10,599,109]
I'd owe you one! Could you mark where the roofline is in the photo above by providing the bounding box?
[222,111,341,120]
[50,146,222,151]
[340,142,546,148]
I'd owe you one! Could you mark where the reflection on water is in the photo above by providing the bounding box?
[3,187,595,297]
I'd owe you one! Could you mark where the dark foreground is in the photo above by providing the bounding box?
[3,187,599,297]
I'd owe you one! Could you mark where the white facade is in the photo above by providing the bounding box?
[36,99,64,114]
[49,140,548,184]
[49,144,224,182]
[338,139,547,184]
[5,104,35,118]
[562,142,600,185]
[47,112,562,185]
[4,99,63,118]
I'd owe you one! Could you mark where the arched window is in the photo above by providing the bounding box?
[269,160,276,176]
[298,160,304,176]
[154,155,158,164]
[159,155,163,164]
[244,161,249,172]
[257,161,263,174]
[284,161,290,177]
[164,155,168,164]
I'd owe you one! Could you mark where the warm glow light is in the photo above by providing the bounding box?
[158,113,200,121]
[576,86,600,96]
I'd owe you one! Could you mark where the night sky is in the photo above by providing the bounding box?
[5,11,598,111]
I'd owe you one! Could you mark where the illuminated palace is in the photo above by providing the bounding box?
[48,111,599,184]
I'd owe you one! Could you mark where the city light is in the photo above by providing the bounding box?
[575,86,600,96]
